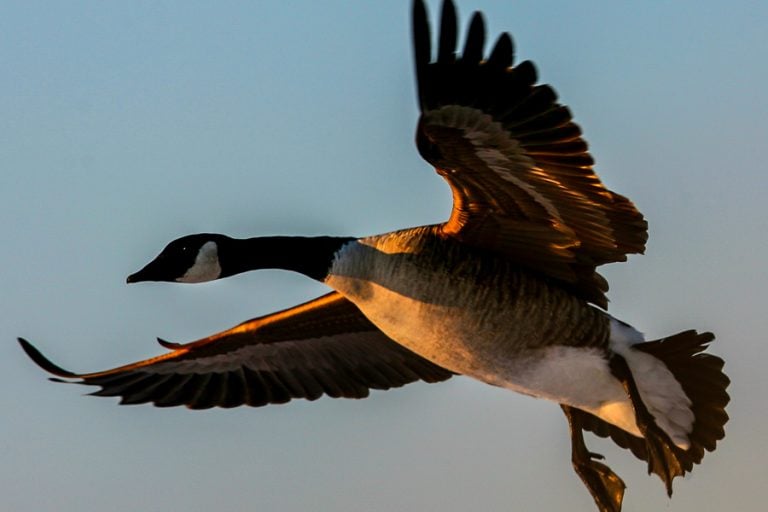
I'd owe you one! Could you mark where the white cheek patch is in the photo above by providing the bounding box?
[178,241,222,283]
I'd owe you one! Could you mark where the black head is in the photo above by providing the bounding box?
[127,233,232,284]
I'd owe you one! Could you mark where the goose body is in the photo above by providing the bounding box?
[19,1,729,511]
[328,228,611,391]
[328,227,685,444]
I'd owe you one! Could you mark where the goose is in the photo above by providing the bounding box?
[19,1,729,510]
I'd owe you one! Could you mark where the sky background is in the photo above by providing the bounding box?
[2,1,766,510]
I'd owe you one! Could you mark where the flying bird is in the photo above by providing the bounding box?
[19,1,729,510]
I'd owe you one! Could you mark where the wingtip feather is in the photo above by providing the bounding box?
[461,11,486,63]
[18,337,79,379]
[437,0,458,64]
[488,33,514,68]
[156,337,183,349]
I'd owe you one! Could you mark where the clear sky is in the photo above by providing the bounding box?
[2,1,766,511]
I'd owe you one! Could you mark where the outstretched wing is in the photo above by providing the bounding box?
[413,0,647,307]
[19,292,454,409]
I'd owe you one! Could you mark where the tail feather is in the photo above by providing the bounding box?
[635,330,730,472]
[582,328,729,496]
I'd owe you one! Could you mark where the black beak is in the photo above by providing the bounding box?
[126,269,147,284]
[126,259,166,283]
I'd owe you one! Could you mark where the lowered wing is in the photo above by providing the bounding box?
[19,292,453,409]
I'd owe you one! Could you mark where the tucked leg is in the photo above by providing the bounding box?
[561,405,626,512]
[608,354,684,496]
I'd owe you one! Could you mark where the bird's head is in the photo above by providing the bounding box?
[127,233,232,284]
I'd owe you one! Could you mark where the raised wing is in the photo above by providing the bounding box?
[413,0,648,307]
[19,292,453,409]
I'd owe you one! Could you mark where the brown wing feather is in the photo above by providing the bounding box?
[19,292,454,409]
[413,0,647,307]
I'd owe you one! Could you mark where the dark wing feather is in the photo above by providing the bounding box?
[19,292,454,409]
[413,0,647,308]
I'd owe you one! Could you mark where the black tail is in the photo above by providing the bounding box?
[634,330,730,473]
[577,330,728,499]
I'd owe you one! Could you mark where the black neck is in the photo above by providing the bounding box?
[218,236,354,281]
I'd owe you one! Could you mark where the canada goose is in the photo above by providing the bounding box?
[19,1,729,511]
